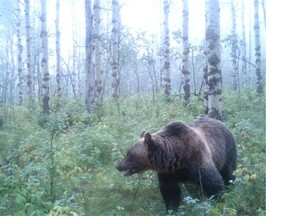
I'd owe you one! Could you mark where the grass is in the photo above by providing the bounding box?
[0,89,265,215]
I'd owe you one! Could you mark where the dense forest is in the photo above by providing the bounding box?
[0,0,265,215]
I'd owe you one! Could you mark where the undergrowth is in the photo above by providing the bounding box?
[0,90,265,216]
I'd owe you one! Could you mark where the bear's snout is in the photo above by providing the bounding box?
[115,162,123,171]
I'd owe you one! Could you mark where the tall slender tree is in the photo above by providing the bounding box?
[85,0,95,113]
[261,0,266,29]
[205,0,222,120]
[40,0,50,114]
[254,0,263,95]
[25,0,33,99]
[241,0,247,87]
[17,0,24,105]
[55,0,61,98]
[163,0,171,99]
[182,0,190,104]
[0,91,3,127]
[230,0,238,90]
[93,0,103,105]
[203,0,209,114]
[111,0,120,99]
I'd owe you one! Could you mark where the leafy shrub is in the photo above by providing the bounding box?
[0,90,265,215]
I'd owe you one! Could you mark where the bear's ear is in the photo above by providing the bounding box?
[140,131,146,138]
[143,132,153,145]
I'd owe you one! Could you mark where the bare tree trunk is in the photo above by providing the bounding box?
[261,0,266,29]
[111,0,120,99]
[254,0,263,95]
[25,0,33,100]
[206,0,222,120]
[40,0,50,114]
[55,0,61,98]
[0,89,3,127]
[163,0,171,99]
[85,0,95,113]
[94,0,103,105]
[17,0,24,105]
[203,0,209,114]
[248,1,252,87]
[241,0,247,87]
[72,46,78,98]
[191,48,197,95]
[182,0,190,104]
[230,0,238,90]
[9,38,16,104]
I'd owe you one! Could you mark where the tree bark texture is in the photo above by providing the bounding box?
[93,0,103,105]
[241,0,247,87]
[230,0,238,90]
[25,0,33,98]
[40,0,50,114]
[206,0,222,120]
[85,0,95,113]
[163,0,171,99]
[55,0,61,98]
[182,0,190,104]
[17,0,24,105]
[254,0,263,95]
[111,0,120,99]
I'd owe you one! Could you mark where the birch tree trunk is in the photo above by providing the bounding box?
[40,0,50,114]
[17,0,24,105]
[163,0,171,99]
[206,0,222,120]
[248,1,252,86]
[230,0,238,90]
[93,0,103,105]
[261,0,266,29]
[203,0,209,114]
[182,0,190,104]
[0,90,3,127]
[55,0,61,98]
[24,0,33,99]
[111,0,120,99]
[241,0,247,87]
[254,0,263,95]
[85,0,95,113]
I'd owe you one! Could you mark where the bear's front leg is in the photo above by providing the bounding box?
[157,173,181,211]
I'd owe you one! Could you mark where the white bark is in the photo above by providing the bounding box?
[254,0,263,94]
[93,0,103,105]
[25,0,33,98]
[182,0,190,104]
[85,0,95,112]
[163,0,171,98]
[206,0,222,120]
[241,0,247,87]
[111,0,120,99]
[55,0,61,97]
[230,0,238,90]
[40,0,50,114]
[17,0,24,105]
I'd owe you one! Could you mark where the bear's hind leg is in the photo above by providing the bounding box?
[188,164,224,197]
[158,173,181,211]
[220,164,236,185]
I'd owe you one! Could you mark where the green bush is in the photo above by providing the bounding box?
[0,90,265,215]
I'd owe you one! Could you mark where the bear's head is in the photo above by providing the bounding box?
[115,132,154,176]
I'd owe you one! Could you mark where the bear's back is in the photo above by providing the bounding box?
[189,117,236,169]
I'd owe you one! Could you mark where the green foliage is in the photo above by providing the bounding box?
[0,90,265,215]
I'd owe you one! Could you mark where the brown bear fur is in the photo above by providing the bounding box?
[116,117,237,211]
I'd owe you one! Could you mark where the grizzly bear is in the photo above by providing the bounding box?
[115,117,237,211]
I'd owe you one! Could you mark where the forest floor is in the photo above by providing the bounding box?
[0,89,265,216]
